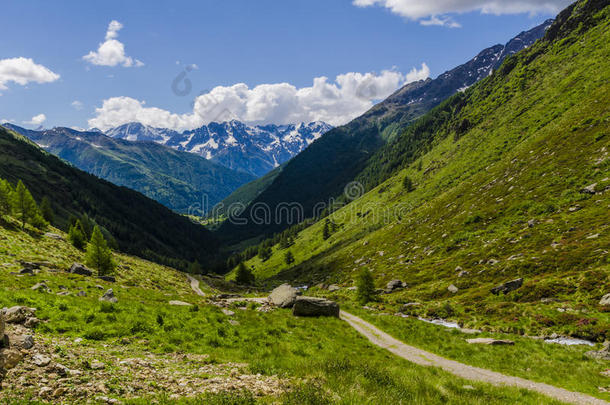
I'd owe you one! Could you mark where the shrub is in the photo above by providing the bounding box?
[356,268,376,305]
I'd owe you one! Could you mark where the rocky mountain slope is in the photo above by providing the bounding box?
[3,124,254,214]
[232,0,610,345]
[217,19,554,244]
[107,121,333,177]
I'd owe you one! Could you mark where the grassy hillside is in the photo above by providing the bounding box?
[4,124,254,214]
[234,0,610,343]
[0,126,218,268]
[0,222,564,404]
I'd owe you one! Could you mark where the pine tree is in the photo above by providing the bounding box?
[0,179,12,216]
[40,197,54,223]
[322,219,331,240]
[258,245,271,262]
[11,180,39,229]
[188,260,202,274]
[85,226,115,276]
[402,175,415,192]
[68,220,86,250]
[235,262,255,285]
[284,250,295,265]
[356,268,376,305]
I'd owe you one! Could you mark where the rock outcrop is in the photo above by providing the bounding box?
[292,297,339,318]
[99,289,118,303]
[490,278,523,295]
[69,263,93,277]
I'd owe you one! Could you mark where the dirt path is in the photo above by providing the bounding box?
[186,274,205,297]
[340,311,608,405]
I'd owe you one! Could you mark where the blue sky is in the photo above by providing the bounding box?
[0,0,568,130]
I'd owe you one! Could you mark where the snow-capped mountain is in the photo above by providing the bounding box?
[106,120,333,177]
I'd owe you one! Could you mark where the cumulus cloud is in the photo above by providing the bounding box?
[83,20,143,67]
[71,100,84,110]
[353,0,572,26]
[88,64,430,131]
[24,113,46,126]
[0,57,60,91]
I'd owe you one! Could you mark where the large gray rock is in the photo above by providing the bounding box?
[600,293,610,306]
[3,306,36,324]
[268,284,298,308]
[0,348,23,369]
[292,297,339,318]
[99,289,118,303]
[491,278,523,295]
[69,263,93,277]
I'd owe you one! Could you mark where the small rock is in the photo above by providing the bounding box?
[19,268,34,275]
[458,270,469,278]
[455,266,463,272]
[466,338,514,345]
[39,387,53,397]
[221,309,235,316]
[491,278,523,295]
[90,360,105,370]
[527,219,537,228]
[24,317,40,329]
[463,385,475,390]
[228,319,240,326]
[44,232,63,240]
[74,338,83,344]
[52,387,67,397]
[69,263,93,277]
[31,282,50,292]
[0,348,23,369]
[169,300,192,306]
[328,284,341,292]
[385,279,406,294]
[98,275,116,282]
[448,284,459,294]
[586,341,610,361]
[99,289,118,303]
[15,335,34,349]
[77,291,87,297]
[581,183,597,194]
[600,294,610,306]
[32,354,51,367]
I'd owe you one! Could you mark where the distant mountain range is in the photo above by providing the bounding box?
[2,123,254,214]
[107,121,333,177]
[217,19,554,243]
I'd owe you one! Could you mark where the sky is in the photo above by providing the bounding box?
[0,0,571,131]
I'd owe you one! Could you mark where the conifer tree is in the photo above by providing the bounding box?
[0,179,12,216]
[188,260,202,274]
[68,220,87,250]
[402,175,415,192]
[284,250,295,265]
[11,180,39,229]
[85,226,115,276]
[356,268,376,305]
[40,197,54,223]
[235,262,255,285]
[322,219,331,240]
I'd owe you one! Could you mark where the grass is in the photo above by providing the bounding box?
[0,221,569,404]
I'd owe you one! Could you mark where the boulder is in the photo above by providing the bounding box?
[385,280,406,293]
[600,293,610,306]
[448,284,459,294]
[19,268,34,275]
[491,278,523,295]
[31,282,50,292]
[3,306,36,324]
[466,338,514,345]
[268,284,298,308]
[292,297,340,318]
[24,317,40,329]
[221,309,235,316]
[14,334,34,349]
[98,276,116,283]
[0,348,23,369]
[328,284,341,292]
[99,289,118,303]
[32,354,51,367]
[69,263,93,277]
[585,341,610,361]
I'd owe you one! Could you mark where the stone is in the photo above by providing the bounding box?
[99,289,118,303]
[169,300,192,306]
[385,280,406,293]
[448,284,459,294]
[221,309,235,316]
[228,320,240,326]
[77,291,87,297]
[14,335,34,349]
[347,286,357,291]
[328,284,341,292]
[466,338,514,345]
[600,293,610,306]
[90,360,105,370]
[586,341,610,361]
[527,219,537,228]
[31,282,50,292]
[24,317,40,329]
[458,270,470,278]
[268,284,298,308]
[98,275,116,282]
[0,348,23,369]
[44,232,63,240]
[39,387,53,397]
[0,313,4,339]
[4,306,36,323]
[32,354,51,367]
[581,183,597,194]
[19,268,34,275]
[455,266,463,272]
[491,278,523,295]
[292,297,340,318]
[69,263,93,276]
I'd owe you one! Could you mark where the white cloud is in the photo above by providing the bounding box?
[71,100,84,110]
[88,64,430,131]
[83,20,143,67]
[353,0,571,26]
[0,57,60,91]
[24,113,46,126]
